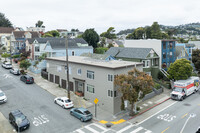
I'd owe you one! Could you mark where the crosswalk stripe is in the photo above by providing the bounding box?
[117,124,133,133]
[76,129,85,133]
[145,130,152,133]
[130,127,143,133]
[91,123,108,131]
[85,125,99,133]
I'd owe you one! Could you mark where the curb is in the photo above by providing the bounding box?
[128,97,171,121]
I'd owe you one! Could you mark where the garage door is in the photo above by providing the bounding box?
[61,79,66,89]
[50,74,54,82]
[55,75,60,84]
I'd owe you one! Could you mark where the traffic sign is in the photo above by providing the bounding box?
[94,98,99,104]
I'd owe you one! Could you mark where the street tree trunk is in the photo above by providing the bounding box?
[129,102,134,116]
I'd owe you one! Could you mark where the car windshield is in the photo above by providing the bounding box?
[0,92,4,96]
[174,87,183,92]
[16,114,26,122]
[65,99,71,103]
[84,110,91,115]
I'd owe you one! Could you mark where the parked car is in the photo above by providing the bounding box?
[54,97,74,109]
[20,75,34,84]
[196,127,200,133]
[2,62,12,69]
[0,90,7,103]
[9,110,30,132]
[10,68,20,75]
[70,107,93,122]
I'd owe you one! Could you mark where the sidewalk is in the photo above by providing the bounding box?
[0,112,14,133]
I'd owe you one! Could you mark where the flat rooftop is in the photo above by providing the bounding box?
[46,56,142,69]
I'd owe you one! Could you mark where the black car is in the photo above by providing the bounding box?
[9,110,30,132]
[20,75,34,84]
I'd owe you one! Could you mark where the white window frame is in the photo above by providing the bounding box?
[77,68,81,75]
[87,70,94,79]
[142,60,150,68]
[87,84,95,93]
[57,65,62,72]
[108,74,113,82]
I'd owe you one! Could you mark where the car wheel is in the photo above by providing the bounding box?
[80,118,84,122]
[180,97,183,101]
[70,111,73,115]
[54,100,57,104]
[62,105,65,109]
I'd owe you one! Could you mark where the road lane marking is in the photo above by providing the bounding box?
[135,101,178,126]
[85,125,99,133]
[99,120,108,124]
[180,113,195,133]
[143,104,148,106]
[110,119,126,124]
[117,124,133,133]
[181,113,188,119]
[130,127,143,133]
[92,123,108,131]
[145,131,152,133]
[76,129,85,133]
[161,127,170,133]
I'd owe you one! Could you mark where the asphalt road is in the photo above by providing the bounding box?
[134,91,200,133]
[0,66,92,133]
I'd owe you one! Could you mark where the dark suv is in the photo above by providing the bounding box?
[20,75,34,84]
[9,110,30,132]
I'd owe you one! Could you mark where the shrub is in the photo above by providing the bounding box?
[95,47,108,54]
[20,70,27,75]
[154,83,161,90]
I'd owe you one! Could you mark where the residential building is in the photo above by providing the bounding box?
[44,38,93,58]
[0,27,14,51]
[27,26,45,33]
[124,39,176,69]
[106,47,159,78]
[11,31,40,54]
[175,46,189,60]
[188,41,200,49]
[46,56,143,114]
[176,43,195,61]
[57,29,83,38]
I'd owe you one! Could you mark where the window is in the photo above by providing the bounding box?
[57,66,61,72]
[169,42,173,49]
[87,84,95,93]
[189,48,191,54]
[108,74,113,81]
[87,70,94,79]
[146,60,149,67]
[77,69,81,75]
[108,90,117,97]
[72,51,75,56]
[35,55,39,60]
[163,42,166,49]
[163,52,166,59]
[143,61,145,67]
[35,46,40,52]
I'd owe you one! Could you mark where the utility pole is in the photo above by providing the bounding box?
[10,36,12,65]
[65,36,70,100]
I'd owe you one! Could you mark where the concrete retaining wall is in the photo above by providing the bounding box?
[142,87,163,102]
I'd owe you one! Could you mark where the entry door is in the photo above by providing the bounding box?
[50,74,54,82]
[55,75,60,84]
[62,79,66,89]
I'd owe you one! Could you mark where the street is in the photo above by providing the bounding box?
[0,66,92,133]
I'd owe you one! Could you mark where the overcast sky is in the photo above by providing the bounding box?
[1,0,200,33]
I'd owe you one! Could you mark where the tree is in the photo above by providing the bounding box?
[43,30,60,37]
[150,22,162,39]
[126,27,145,39]
[19,60,31,70]
[0,12,12,27]
[95,47,108,54]
[115,68,154,116]
[35,20,44,27]
[82,29,99,48]
[1,53,10,61]
[192,49,200,72]
[100,27,117,39]
[167,59,193,80]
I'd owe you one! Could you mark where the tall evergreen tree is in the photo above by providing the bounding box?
[150,22,162,39]
[82,29,99,48]
[0,12,12,27]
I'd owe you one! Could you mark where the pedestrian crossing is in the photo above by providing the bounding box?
[72,123,152,133]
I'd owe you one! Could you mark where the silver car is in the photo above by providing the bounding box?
[0,90,7,103]
[10,68,20,75]
[2,62,12,69]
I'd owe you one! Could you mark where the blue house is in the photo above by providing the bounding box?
[175,46,189,60]
[44,38,93,57]
[176,43,195,61]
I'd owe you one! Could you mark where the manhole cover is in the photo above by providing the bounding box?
[183,103,191,106]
